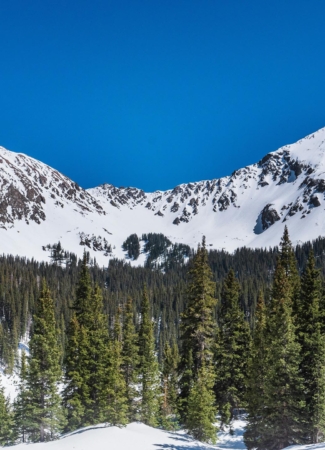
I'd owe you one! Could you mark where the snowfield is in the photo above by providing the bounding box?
[1,127,325,265]
[6,420,246,450]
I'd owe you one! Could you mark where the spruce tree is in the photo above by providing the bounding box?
[160,341,180,430]
[214,269,251,425]
[13,351,32,443]
[63,275,109,429]
[0,380,14,446]
[63,315,89,430]
[186,362,217,444]
[85,285,110,424]
[279,225,300,317]
[261,261,304,450]
[27,281,64,442]
[297,250,325,443]
[121,297,139,421]
[138,285,160,427]
[179,237,216,421]
[244,292,267,449]
[104,308,128,426]
[181,237,216,371]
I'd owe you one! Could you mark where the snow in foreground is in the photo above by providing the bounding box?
[288,444,325,450]
[9,420,246,450]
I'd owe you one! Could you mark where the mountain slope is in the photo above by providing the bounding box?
[1,127,325,265]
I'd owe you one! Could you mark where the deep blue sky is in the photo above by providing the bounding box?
[1,1,325,191]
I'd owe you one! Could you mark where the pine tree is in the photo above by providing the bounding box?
[121,297,139,421]
[63,276,109,429]
[13,351,32,443]
[138,285,160,427]
[244,292,267,449]
[85,285,110,424]
[260,260,304,450]
[0,379,14,446]
[63,315,89,430]
[186,363,217,444]
[279,225,300,317]
[179,237,217,422]
[214,269,251,425]
[27,281,64,442]
[104,308,128,426]
[160,341,180,430]
[181,237,217,372]
[297,250,325,443]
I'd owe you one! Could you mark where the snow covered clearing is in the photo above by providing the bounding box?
[6,420,246,450]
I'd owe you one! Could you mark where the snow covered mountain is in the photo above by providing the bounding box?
[1,127,325,265]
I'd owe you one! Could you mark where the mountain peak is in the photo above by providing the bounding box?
[1,127,325,265]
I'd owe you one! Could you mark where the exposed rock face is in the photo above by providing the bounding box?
[260,204,280,231]
[2,126,325,265]
[0,148,104,229]
[90,138,323,228]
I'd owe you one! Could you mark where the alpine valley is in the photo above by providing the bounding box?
[1,126,325,265]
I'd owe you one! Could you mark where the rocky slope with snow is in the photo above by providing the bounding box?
[1,127,325,265]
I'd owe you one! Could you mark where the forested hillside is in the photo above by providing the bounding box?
[1,229,325,446]
[1,232,325,371]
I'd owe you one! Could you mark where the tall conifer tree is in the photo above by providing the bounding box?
[27,281,64,442]
[261,260,304,450]
[279,225,300,317]
[186,363,217,444]
[121,297,139,421]
[297,250,325,443]
[104,308,128,426]
[138,285,160,427]
[179,237,217,421]
[244,292,267,449]
[64,255,109,429]
[0,380,13,446]
[214,269,251,425]
[13,351,32,443]
[160,341,180,430]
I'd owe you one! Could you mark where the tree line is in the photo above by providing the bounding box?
[1,228,325,446]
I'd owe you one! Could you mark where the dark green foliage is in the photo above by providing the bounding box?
[244,293,267,450]
[13,351,32,443]
[63,255,109,429]
[27,281,64,442]
[160,342,180,430]
[279,226,301,317]
[180,237,217,376]
[0,380,14,446]
[186,363,217,444]
[122,234,140,260]
[62,316,88,430]
[297,250,325,443]
[121,297,139,421]
[3,230,325,443]
[260,261,304,450]
[104,309,128,426]
[179,237,217,436]
[142,233,192,269]
[215,269,251,425]
[142,233,172,263]
[138,285,160,426]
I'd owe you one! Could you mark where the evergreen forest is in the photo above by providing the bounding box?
[1,229,325,447]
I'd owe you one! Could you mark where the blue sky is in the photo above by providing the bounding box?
[1,1,325,191]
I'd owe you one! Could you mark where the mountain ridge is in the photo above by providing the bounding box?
[1,127,325,265]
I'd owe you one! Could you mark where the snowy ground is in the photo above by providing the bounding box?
[1,365,247,449]
[7,420,246,450]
